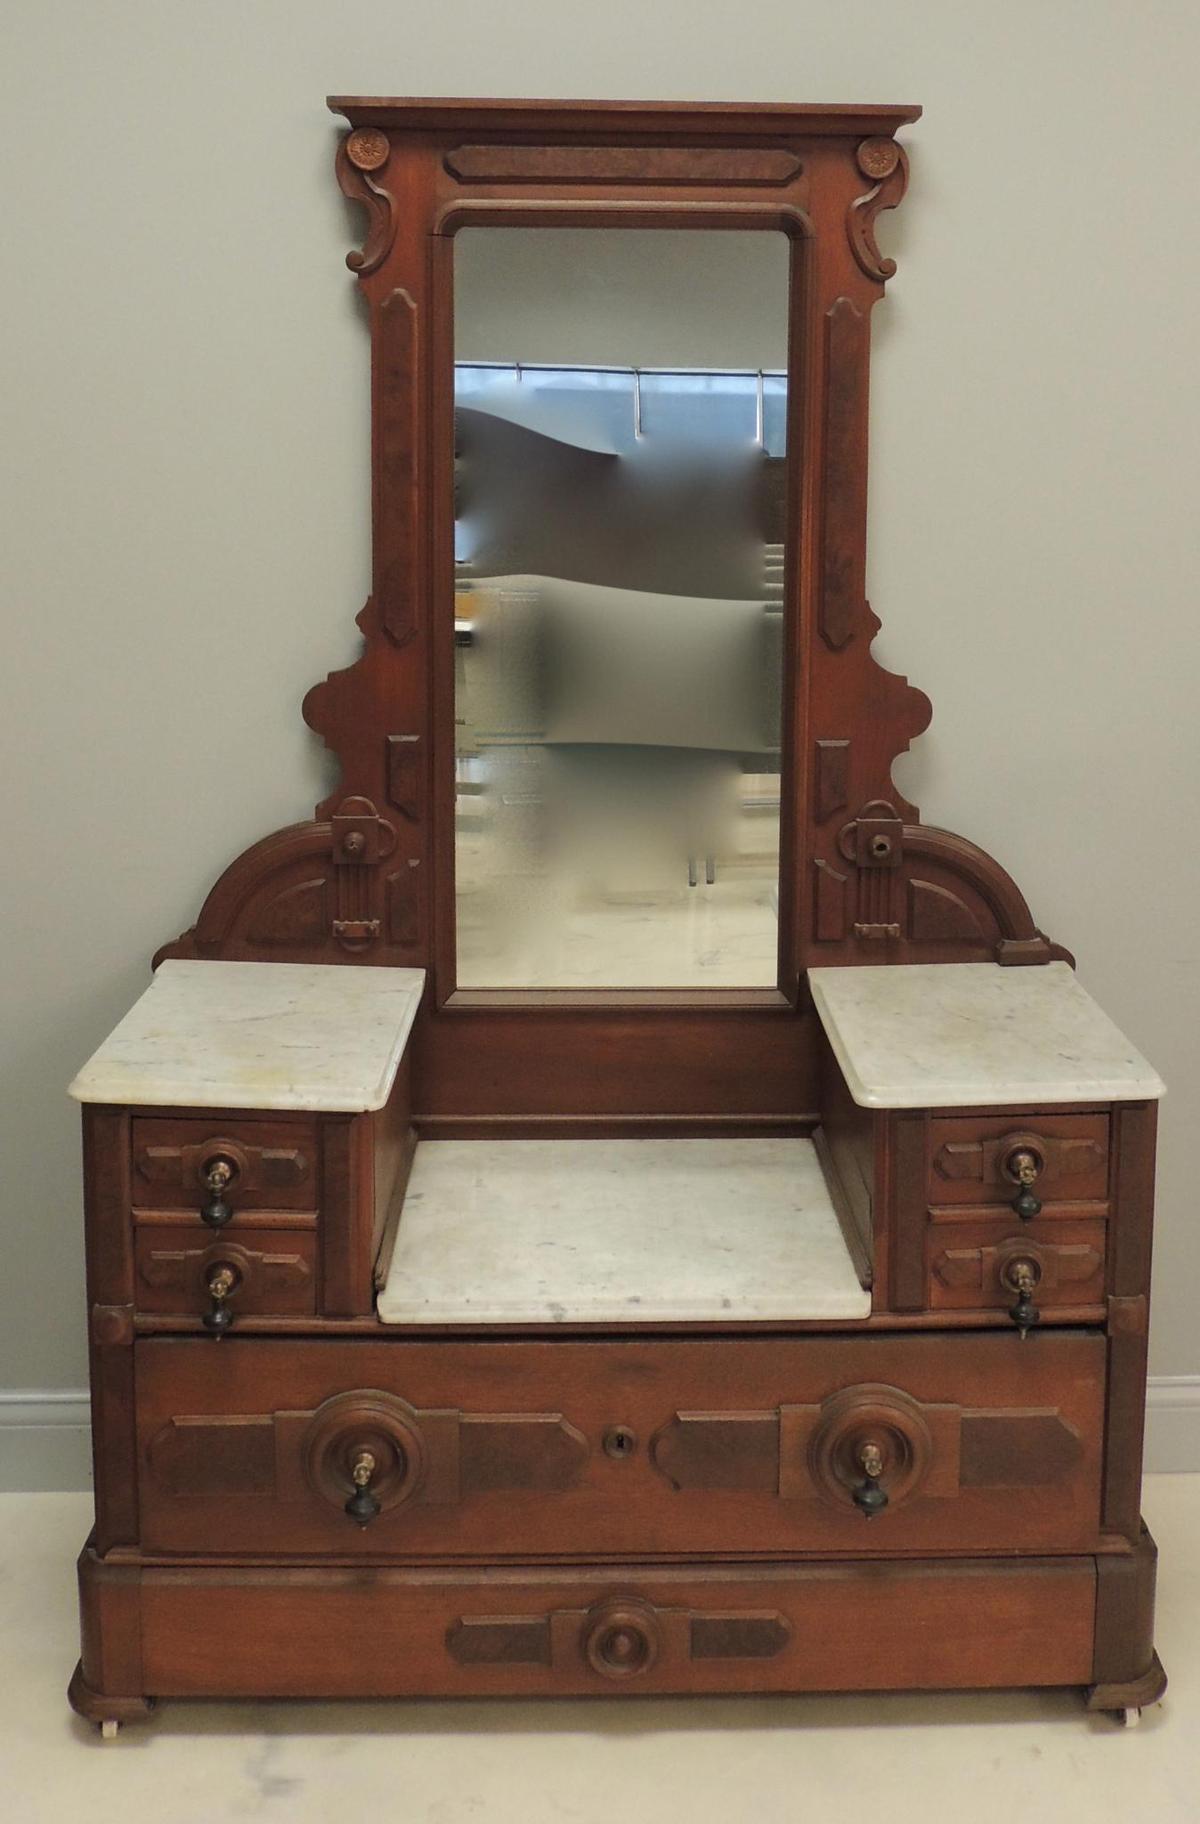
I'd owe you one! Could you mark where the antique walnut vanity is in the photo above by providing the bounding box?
[67,98,1167,1733]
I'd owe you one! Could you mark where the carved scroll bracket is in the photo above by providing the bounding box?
[336,128,397,276]
[847,137,909,282]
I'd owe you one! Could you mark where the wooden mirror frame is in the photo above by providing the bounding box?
[157,98,1067,1130]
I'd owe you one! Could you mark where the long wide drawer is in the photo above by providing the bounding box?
[125,1555,1098,1698]
[135,1331,1105,1558]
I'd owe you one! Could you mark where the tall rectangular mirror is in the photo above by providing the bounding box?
[452,226,792,990]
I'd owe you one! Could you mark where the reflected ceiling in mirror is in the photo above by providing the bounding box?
[453,227,791,989]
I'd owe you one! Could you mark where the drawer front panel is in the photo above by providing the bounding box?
[134,1225,318,1317]
[135,1332,1105,1558]
[927,1114,1109,1210]
[136,1556,1098,1698]
[131,1117,319,1217]
[926,1218,1107,1313]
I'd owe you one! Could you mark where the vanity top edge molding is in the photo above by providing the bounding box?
[326,96,923,136]
[809,962,1166,1110]
[68,960,426,1113]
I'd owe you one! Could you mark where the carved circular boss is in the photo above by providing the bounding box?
[807,1383,934,1514]
[303,1390,425,1516]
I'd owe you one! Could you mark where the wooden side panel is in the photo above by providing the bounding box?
[82,1107,139,1553]
[1092,1524,1159,1687]
[319,1114,376,1317]
[1103,1295,1150,1543]
[78,1551,144,1699]
[1109,1102,1158,1297]
[888,1112,928,1312]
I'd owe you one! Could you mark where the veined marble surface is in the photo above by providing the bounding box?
[69,961,425,1111]
[377,1137,870,1324]
[809,962,1165,1109]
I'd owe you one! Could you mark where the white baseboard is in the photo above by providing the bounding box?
[2,1378,1199,1493]
[1144,1376,1200,1474]
[0,1391,92,1492]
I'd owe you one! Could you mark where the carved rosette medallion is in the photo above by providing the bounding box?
[856,137,901,181]
[345,127,391,172]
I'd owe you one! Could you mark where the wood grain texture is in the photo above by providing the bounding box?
[82,1107,139,1553]
[443,145,805,185]
[126,1554,1094,1699]
[132,1331,1105,1558]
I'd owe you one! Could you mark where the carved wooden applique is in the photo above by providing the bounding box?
[445,1602,792,1672]
[146,1393,589,1508]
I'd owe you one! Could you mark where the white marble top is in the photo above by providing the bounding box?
[809,962,1165,1109]
[377,1137,870,1325]
[69,961,425,1111]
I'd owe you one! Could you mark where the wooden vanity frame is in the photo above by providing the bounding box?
[69,98,1165,1732]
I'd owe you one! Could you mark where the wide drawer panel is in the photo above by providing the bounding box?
[134,1556,1098,1698]
[135,1332,1105,1558]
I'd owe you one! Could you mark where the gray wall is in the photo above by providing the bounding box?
[2,0,1198,1485]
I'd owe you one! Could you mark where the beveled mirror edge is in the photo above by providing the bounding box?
[441,215,802,1000]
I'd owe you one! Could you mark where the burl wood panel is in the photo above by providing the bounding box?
[131,1556,1097,1699]
[134,1332,1105,1558]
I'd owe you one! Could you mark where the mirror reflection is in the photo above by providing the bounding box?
[453,228,790,988]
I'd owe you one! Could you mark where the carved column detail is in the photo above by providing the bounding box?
[820,299,869,651]
[378,289,421,646]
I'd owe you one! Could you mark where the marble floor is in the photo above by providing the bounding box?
[3,1479,1197,1822]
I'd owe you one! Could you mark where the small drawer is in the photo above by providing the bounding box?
[927,1113,1109,1210]
[134,1225,318,1318]
[131,1116,319,1217]
[926,1217,1107,1313]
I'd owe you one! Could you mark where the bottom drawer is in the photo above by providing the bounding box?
[132,1556,1098,1698]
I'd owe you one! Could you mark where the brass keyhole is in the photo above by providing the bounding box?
[603,1425,638,1460]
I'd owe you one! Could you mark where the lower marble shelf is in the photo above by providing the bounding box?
[376,1136,870,1325]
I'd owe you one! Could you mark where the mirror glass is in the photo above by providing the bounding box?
[453,227,790,989]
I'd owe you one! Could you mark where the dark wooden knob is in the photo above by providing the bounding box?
[200,1156,236,1229]
[344,1449,381,1526]
[202,1262,239,1336]
[1005,1147,1043,1220]
[851,1440,889,1518]
[583,1600,661,1680]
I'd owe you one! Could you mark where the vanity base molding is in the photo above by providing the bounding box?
[75,1539,1155,1711]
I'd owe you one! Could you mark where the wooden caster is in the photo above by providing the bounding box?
[1118,1707,1142,1728]
[100,1719,120,1741]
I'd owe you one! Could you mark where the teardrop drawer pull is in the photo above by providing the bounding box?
[202,1263,239,1336]
[344,1450,382,1526]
